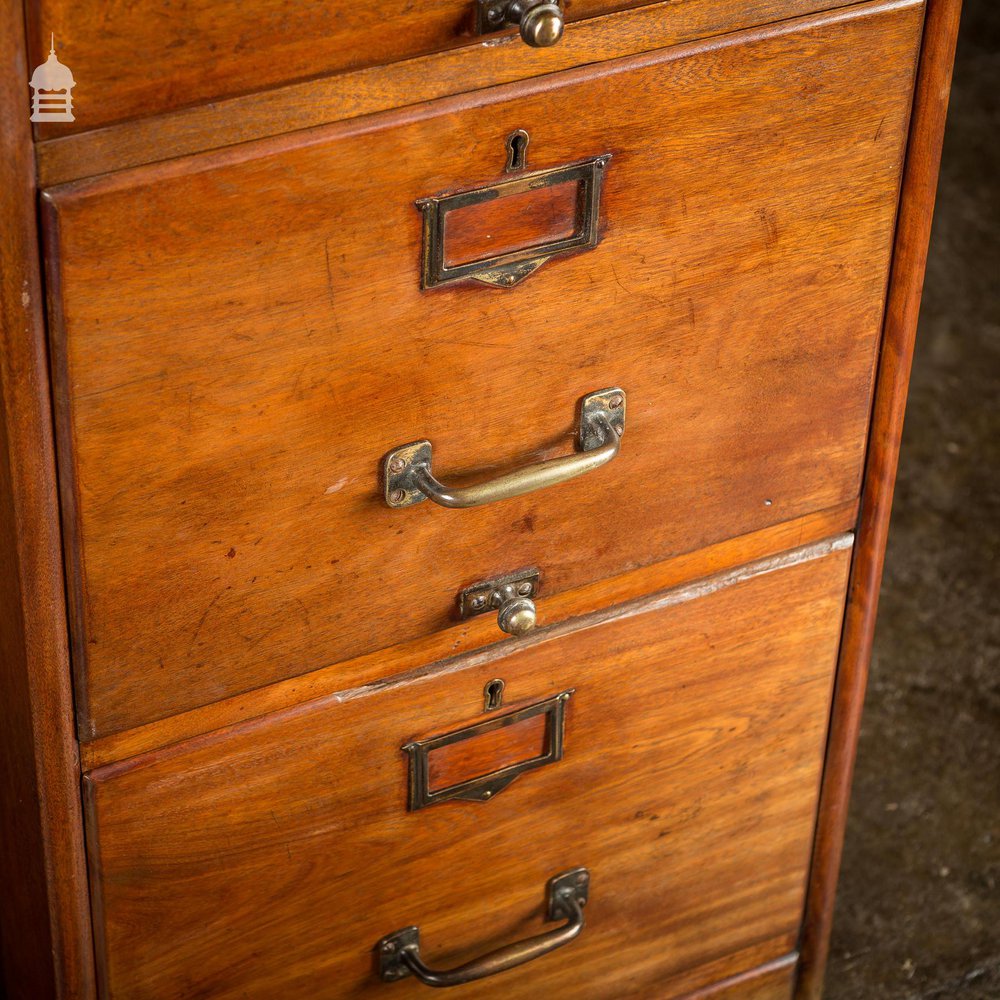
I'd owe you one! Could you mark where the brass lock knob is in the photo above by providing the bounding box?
[476,0,565,48]
[496,589,537,636]
[458,569,540,637]
[515,0,564,47]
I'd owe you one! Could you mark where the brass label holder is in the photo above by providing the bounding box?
[416,154,610,289]
[402,690,573,810]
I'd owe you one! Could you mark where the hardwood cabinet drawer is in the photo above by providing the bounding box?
[30,0,856,136]
[84,542,850,999]
[45,0,921,739]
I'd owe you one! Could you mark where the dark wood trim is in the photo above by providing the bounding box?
[794,0,963,995]
[0,4,95,997]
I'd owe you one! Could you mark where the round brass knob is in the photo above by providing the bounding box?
[497,596,537,636]
[519,2,564,47]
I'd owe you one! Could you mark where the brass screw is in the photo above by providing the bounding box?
[517,582,533,596]
[383,942,396,953]
[502,275,516,286]
[609,394,624,409]
[483,790,493,799]
[389,457,406,474]
[389,489,406,504]
[576,873,587,885]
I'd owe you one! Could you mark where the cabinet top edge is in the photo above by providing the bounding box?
[37,0,923,191]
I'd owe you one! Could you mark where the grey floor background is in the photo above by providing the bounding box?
[824,2,999,997]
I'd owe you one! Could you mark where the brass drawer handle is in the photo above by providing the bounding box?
[475,0,565,47]
[377,868,589,986]
[382,388,625,509]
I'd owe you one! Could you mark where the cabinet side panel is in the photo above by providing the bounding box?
[0,4,95,997]
[795,0,964,996]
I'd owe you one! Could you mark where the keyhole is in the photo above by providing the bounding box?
[505,130,529,172]
[484,678,506,712]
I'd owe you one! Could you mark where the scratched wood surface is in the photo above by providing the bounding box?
[44,1,922,739]
[34,0,859,186]
[79,505,855,768]
[85,547,849,999]
[686,953,797,999]
[29,0,854,139]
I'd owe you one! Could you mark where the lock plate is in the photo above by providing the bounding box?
[459,568,540,621]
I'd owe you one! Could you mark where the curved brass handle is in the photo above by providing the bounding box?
[382,388,625,510]
[377,868,589,987]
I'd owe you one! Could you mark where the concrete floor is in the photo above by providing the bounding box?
[824,3,999,998]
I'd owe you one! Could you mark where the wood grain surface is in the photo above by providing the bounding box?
[79,505,855,769]
[45,3,922,739]
[85,547,850,998]
[444,179,579,266]
[794,0,964,995]
[34,0,856,186]
[683,953,796,998]
[29,0,853,139]
[0,4,95,997]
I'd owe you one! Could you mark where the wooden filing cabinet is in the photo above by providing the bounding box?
[0,0,961,997]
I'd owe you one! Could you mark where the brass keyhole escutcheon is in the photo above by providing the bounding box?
[484,678,506,712]
[505,130,529,172]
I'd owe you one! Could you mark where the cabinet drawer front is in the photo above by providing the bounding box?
[31,0,854,136]
[46,1,921,738]
[85,545,850,999]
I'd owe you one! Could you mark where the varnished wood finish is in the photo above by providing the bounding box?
[795,0,964,996]
[444,179,579,266]
[29,0,853,139]
[45,3,922,739]
[34,0,855,187]
[79,503,855,769]
[682,953,796,998]
[1,0,962,993]
[0,5,94,997]
[425,708,548,789]
[85,547,850,998]
[653,942,797,999]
